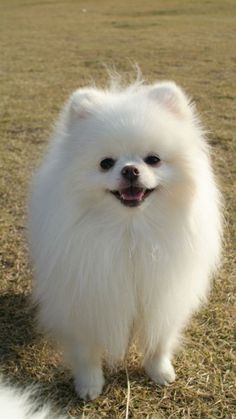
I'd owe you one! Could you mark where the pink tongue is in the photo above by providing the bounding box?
[121,189,145,201]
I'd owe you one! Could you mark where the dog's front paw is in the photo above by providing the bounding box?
[74,366,105,400]
[144,356,176,386]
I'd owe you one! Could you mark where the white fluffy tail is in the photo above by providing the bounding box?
[0,379,66,419]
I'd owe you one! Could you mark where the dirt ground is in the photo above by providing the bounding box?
[0,0,235,417]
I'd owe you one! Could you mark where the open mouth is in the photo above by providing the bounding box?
[110,186,155,207]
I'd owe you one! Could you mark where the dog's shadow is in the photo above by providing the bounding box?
[0,292,84,410]
[0,293,35,363]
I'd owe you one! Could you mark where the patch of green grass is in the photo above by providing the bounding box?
[0,0,235,417]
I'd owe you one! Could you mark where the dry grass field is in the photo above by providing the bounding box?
[0,0,235,417]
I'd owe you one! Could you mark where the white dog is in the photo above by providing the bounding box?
[29,76,222,400]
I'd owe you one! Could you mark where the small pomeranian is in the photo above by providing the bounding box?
[29,75,222,400]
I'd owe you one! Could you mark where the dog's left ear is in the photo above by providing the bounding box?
[149,82,193,119]
[67,88,104,121]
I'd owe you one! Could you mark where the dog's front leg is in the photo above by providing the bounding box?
[64,339,104,400]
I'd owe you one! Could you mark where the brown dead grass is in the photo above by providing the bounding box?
[0,0,235,417]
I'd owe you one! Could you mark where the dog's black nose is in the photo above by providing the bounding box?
[121,165,139,182]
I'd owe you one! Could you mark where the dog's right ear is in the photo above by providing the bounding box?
[68,88,103,120]
[148,82,193,120]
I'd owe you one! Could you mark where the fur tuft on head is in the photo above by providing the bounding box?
[107,64,145,93]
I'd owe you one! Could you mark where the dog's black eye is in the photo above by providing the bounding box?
[100,158,116,170]
[144,155,161,166]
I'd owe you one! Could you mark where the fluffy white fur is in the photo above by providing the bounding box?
[0,379,65,419]
[29,77,222,400]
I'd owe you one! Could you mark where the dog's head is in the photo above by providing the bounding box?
[60,81,203,214]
